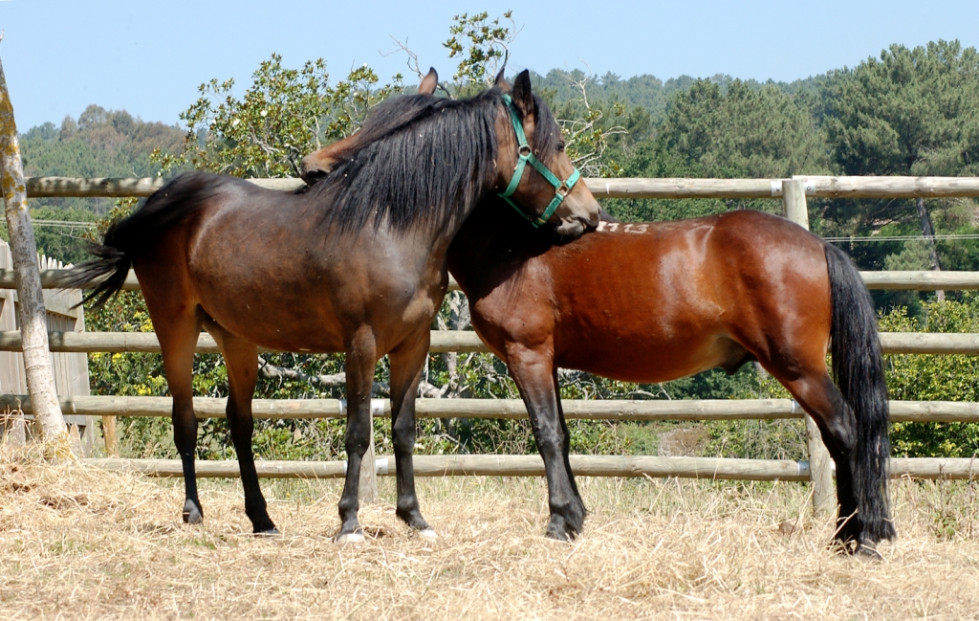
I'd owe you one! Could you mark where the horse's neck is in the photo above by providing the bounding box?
[447,203,542,296]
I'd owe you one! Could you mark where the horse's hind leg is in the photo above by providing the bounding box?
[388,334,433,536]
[778,371,868,553]
[211,329,277,534]
[507,346,585,540]
[154,311,206,525]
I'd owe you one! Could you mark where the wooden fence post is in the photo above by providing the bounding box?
[782,178,836,519]
[0,53,71,459]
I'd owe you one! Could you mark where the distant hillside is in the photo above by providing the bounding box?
[14,106,185,263]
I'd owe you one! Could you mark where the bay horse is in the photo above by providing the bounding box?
[301,72,894,555]
[59,70,601,541]
[447,202,894,556]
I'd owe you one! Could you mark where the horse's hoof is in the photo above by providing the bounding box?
[182,506,203,525]
[255,527,280,537]
[854,544,883,561]
[416,528,438,541]
[336,531,365,544]
[544,528,574,543]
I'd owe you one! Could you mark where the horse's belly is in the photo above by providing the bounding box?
[556,333,747,384]
[196,271,440,356]
[201,302,348,353]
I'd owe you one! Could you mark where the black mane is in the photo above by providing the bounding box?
[304,88,502,234]
[303,83,564,234]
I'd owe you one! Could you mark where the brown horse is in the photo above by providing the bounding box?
[450,204,894,556]
[59,70,601,541]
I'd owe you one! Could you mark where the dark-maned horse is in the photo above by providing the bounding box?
[58,70,601,541]
[448,202,894,556]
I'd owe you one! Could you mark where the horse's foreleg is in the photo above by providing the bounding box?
[337,328,378,541]
[507,346,585,540]
[389,336,433,536]
[218,335,276,535]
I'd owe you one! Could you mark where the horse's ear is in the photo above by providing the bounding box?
[511,70,534,116]
[419,67,438,95]
[494,68,510,92]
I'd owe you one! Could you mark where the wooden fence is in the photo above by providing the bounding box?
[4,175,979,494]
[0,241,92,452]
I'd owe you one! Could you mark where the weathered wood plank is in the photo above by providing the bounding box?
[4,330,978,355]
[6,394,979,423]
[80,455,979,481]
[8,268,979,294]
[27,175,979,200]
[25,176,304,198]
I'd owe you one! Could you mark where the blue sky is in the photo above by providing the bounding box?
[3,0,979,131]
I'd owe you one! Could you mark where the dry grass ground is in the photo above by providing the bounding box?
[1,449,978,620]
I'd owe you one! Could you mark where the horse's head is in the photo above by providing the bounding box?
[492,69,600,239]
[300,66,600,240]
[299,68,439,184]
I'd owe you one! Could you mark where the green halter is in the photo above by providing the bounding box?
[498,94,582,228]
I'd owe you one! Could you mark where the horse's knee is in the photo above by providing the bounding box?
[391,420,416,454]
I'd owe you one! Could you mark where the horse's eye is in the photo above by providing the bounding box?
[558,141,566,153]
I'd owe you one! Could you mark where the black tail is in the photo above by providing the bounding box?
[56,172,223,308]
[825,243,896,542]
[56,241,133,309]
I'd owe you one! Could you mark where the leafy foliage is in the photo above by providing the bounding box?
[443,11,514,87]
[879,297,979,458]
[155,54,405,178]
[818,40,979,294]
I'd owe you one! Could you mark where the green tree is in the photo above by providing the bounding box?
[820,40,979,288]
[156,54,404,178]
[443,11,514,88]
[658,79,831,179]
[609,78,832,222]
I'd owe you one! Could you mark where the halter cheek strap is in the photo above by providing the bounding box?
[498,94,583,228]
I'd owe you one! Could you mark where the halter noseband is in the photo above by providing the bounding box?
[498,94,582,228]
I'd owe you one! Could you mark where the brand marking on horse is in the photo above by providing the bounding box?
[598,221,649,234]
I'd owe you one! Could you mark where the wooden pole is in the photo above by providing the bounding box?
[0,50,71,459]
[782,178,836,519]
[83,454,979,481]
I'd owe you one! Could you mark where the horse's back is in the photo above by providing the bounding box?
[479,209,834,382]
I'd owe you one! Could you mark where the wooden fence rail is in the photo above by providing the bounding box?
[25,174,979,200]
[85,454,978,481]
[3,328,979,355]
[8,267,979,292]
[4,394,979,424]
[8,175,979,488]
